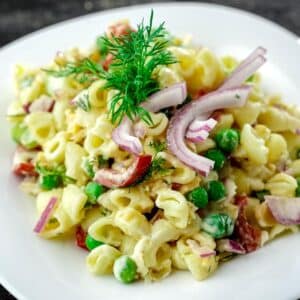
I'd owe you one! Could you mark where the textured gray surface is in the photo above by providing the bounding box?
[1,0,300,47]
[1,0,300,299]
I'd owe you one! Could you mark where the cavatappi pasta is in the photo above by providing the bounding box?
[7,14,300,285]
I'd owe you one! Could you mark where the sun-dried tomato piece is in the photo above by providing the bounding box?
[75,226,88,251]
[234,195,261,253]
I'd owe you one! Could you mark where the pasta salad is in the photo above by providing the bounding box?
[7,11,300,284]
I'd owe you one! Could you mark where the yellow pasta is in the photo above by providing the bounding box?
[43,131,69,163]
[61,184,87,224]
[177,237,218,281]
[258,106,300,132]
[240,124,269,164]
[64,142,88,185]
[144,112,168,136]
[88,214,124,247]
[99,187,153,213]
[265,173,297,197]
[156,189,189,229]
[114,207,151,238]
[25,112,56,145]
[86,245,121,275]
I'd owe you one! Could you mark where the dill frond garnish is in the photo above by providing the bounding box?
[44,58,104,84]
[44,10,175,124]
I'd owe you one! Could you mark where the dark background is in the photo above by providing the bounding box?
[1,0,300,299]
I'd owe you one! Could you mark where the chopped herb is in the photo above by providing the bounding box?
[147,156,170,178]
[76,93,91,112]
[148,140,167,153]
[252,189,270,202]
[246,74,255,83]
[82,158,95,178]
[97,155,109,167]
[45,11,175,125]
[36,163,76,189]
[219,253,236,263]
[235,94,241,99]
[142,140,170,181]
[82,155,109,178]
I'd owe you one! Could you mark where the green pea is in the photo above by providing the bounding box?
[206,180,226,201]
[204,149,226,171]
[254,190,270,202]
[20,127,38,149]
[11,122,27,143]
[215,128,240,153]
[40,174,61,190]
[113,255,137,284]
[85,234,104,251]
[202,213,234,239]
[187,187,208,209]
[84,182,105,204]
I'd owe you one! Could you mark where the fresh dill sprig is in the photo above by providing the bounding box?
[103,10,176,124]
[44,10,175,124]
[44,58,105,84]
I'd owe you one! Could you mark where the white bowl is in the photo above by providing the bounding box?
[0,3,300,300]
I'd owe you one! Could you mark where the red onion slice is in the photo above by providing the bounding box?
[265,195,300,225]
[167,86,251,175]
[34,197,58,233]
[217,239,246,254]
[227,47,266,80]
[133,121,146,138]
[28,96,55,113]
[112,117,143,155]
[186,118,217,143]
[220,48,266,90]
[187,239,216,258]
[94,154,152,188]
[112,83,187,154]
[141,82,187,112]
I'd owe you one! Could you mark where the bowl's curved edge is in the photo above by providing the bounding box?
[0,2,298,54]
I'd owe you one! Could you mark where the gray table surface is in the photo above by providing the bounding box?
[1,0,300,299]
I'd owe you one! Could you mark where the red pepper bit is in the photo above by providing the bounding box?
[171,182,182,191]
[75,226,88,251]
[102,21,134,70]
